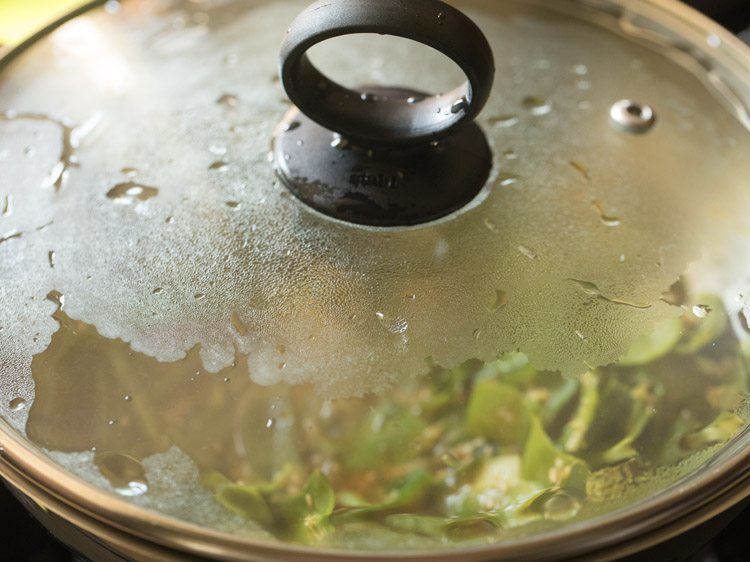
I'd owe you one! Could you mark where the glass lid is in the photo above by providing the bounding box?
[1,0,750,556]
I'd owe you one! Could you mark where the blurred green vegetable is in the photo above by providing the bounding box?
[207,299,747,546]
[618,317,682,366]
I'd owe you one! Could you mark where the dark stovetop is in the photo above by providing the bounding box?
[1,1,750,561]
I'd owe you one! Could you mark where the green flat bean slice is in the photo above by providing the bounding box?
[465,380,530,446]
[619,317,683,367]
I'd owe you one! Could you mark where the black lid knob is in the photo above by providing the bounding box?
[273,0,495,227]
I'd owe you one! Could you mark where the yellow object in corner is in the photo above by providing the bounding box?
[0,0,92,45]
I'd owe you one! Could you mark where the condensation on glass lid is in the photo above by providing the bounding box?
[1,0,750,438]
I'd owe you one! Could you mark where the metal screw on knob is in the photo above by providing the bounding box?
[610,100,657,134]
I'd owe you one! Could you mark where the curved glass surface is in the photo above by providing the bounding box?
[0,0,749,555]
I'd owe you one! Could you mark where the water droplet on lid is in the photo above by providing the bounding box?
[360,92,377,102]
[503,150,518,160]
[523,97,552,116]
[692,304,712,319]
[24,145,36,157]
[108,419,117,426]
[573,64,588,76]
[488,290,508,312]
[576,80,592,91]
[124,395,132,402]
[97,453,149,497]
[9,397,26,412]
[570,161,591,181]
[165,216,175,224]
[217,93,239,108]
[152,288,163,295]
[46,290,65,309]
[223,377,230,383]
[194,293,206,301]
[575,330,587,341]
[437,11,445,23]
[209,144,227,156]
[498,173,519,187]
[1,194,12,217]
[121,167,138,177]
[518,245,538,260]
[738,309,750,334]
[568,279,651,309]
[472,329,482,340]
[285,121,300,132]
[484,218,499,233]
[544,491,581,521]
[231,311,249,336]
[570,279,604,298]
[489,114,519,128]
[592,200,621,227]
[283,153,291,161]
[407,96,424,104]
[104,0,121,14]
[707,34,721,48]
[48,251,56,269]
[433,238,449,260]
[209,160,228,171]
[535,58,552,70]
[389,317,409,335]
[106,182,159,204]
[226,201,241,209]
[266,418,275,428]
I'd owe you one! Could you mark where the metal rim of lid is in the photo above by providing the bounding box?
[0,0,750,560]
[0,414,749,561]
